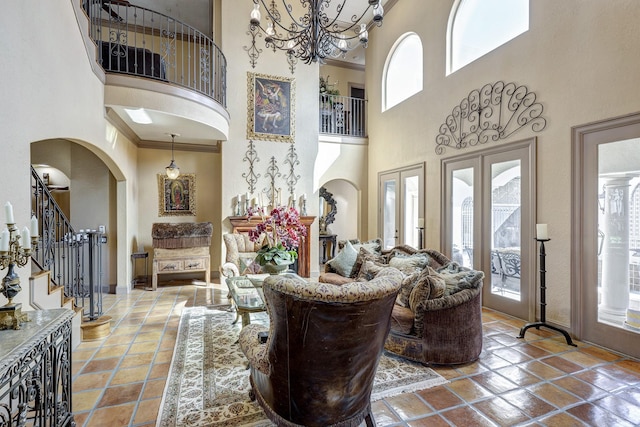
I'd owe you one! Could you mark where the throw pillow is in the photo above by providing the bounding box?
[326,240,359,277]
[353,238,383,255]
[396,271,420,307]
[408,267,447,311]
[352,247,386,279]
[388,253,429,275]
[356,259,387,281]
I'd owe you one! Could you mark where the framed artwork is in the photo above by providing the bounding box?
[247,72,296,143]
[158,173,196,216]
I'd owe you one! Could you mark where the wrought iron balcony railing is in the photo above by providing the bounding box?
[320,94,367,137]
[84,0,227,107]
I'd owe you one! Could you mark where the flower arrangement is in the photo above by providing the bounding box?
[246,205,307,268]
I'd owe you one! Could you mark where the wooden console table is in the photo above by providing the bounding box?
[228,216,316,278]
[152,247,211,291]
[0,308,75,426]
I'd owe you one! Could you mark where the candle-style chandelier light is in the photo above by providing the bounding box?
[248,0,384,67]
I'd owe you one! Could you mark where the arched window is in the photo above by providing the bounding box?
[383,33,423,111]
[447,0,529,75]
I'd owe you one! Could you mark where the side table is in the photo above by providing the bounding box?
[319,234,337,264]
[131,251,149,288]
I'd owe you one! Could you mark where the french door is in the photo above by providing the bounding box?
[379,163,424,250]
[573,113,640,359]
[443,139,536,320]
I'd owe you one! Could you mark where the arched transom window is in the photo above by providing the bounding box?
[447,0,529,75]
[383,33,423,111]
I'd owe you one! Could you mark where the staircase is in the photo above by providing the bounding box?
[30,167,109,348]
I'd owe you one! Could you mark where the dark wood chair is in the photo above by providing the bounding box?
[239,268,403,427]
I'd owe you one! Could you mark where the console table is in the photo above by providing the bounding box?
[0,309,75,426]
[151,222,213,290]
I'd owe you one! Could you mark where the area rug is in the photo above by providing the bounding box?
[157,306,448,427]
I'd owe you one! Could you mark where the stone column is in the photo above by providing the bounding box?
[599,176,632,324]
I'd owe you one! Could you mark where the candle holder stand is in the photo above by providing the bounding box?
[517,238,576,346]
[0,224,38,330]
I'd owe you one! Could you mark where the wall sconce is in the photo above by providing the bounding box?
[165,133,180,179]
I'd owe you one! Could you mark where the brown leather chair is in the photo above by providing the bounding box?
[239,268,403,427]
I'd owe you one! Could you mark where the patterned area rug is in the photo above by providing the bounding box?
[157,306,448,427]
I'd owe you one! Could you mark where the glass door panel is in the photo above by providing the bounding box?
[597,139,639,333]
[404,175,420,248]
[490,160,522,301]
[382,177,398,249]
[452,168,474,268]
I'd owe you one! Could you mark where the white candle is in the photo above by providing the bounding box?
[30,215,39,237]
[418,218,425,228]
[245,192,250,201]
[5,202,14,224]
[302,193,307,201]
[21,226,30,246]
[0,229,9,251]
[237,194,241,202]
[536,224,548,240]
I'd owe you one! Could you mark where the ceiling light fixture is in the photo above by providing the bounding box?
[249,0,383,65]
[165,133,180,179]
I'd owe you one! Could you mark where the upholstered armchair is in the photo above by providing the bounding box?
[220,232,261,278]
[239,268,404,427]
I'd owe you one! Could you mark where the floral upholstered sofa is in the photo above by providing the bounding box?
[319,240,485,365]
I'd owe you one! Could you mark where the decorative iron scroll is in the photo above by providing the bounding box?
[242,140,261,194]
[284,144,300,197]
[244,25,262,69]
[435,81,547,155]
[264,156,282,203]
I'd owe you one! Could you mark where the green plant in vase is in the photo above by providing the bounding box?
[247,205,307,274]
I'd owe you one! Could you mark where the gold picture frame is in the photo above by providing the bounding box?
[158,173,196,216]
[247,72,296,143]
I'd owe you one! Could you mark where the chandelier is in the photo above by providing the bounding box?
[249,0,384,65]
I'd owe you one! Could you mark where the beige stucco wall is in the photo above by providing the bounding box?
[136,147,222,276]
[0,0,142,301]
[365,0,640,326]
[320,64,366,97]
[220,0,322,276]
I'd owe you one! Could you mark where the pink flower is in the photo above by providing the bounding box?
[246,205,307,250]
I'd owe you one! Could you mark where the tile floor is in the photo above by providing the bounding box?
[71,279,640,426]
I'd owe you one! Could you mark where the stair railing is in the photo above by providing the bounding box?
[30,167,105,320]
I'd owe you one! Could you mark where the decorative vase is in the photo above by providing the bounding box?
[261,262,290,275]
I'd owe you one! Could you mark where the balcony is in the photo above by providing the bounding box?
[85,0,226,107]
[319,94,366,138]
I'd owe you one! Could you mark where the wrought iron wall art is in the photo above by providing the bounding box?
[284,143,300,198]
[435,81,547,154]
[242,140,261,195]
[263,156,282,207]
[244,24,262,69]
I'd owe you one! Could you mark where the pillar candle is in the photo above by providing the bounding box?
[21,226,30,246]
[536,224,548,240]
[302,193,307,201]
[0,229,9,251]
[30,215,39,237]
[5,201,14,224]
[418,218,425,228]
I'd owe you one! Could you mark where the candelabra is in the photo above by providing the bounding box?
[0,222,38,330]
[517,237,576,346]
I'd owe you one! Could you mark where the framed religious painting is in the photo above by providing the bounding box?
[158,173,196,216]
[247,72,296,142]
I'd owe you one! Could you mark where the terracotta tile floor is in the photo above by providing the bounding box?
[71,279,640,426]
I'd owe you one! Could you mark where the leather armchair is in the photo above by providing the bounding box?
[239,268,403,427]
